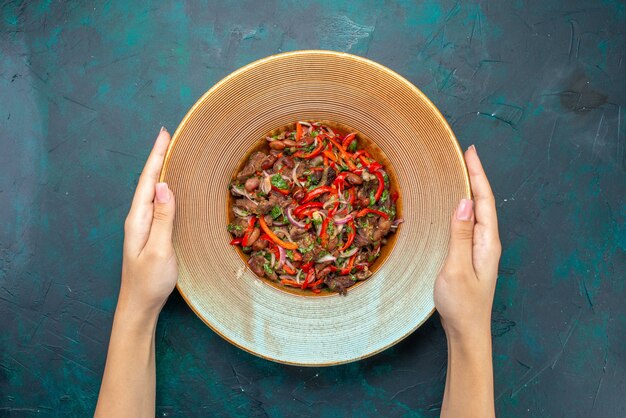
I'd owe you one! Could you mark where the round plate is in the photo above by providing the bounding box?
[161,50,470,366]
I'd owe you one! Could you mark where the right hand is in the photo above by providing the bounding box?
[434,145,501,340]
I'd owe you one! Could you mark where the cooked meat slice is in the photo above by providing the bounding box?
[248,255,267,277]
[251,239,268,251]
[326,167,337,185]
[228,217,249,237]
[234,198,258,213]
[324,275,354,295]
[327,236,338,251]
[236,152,265,181]
[289,226,308,241]
[372,218,392,241]
[261,154,277,170]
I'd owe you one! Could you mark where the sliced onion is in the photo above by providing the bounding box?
[270,252,276,268]
[331,223,344,239]
[232,207,250,218]
[292,163,302,187]
[232,186,258,205]
[274,228,293,242]
[266,136,275,142]
[391,218,405,229]
[277,245,286,267]
[316,254,337,263]
[323,196,338,210]
[287,207,306,228]
[339,247,359,258]
[272,220,288,226]
[285,260,295,271]
[333,214,353,225]
[298,121,312,127]
[295,269,303,284]
[261,171,272,194]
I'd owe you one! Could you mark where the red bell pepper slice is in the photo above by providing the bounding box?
[347,188,356,205]
[356,208,389,219]
[294,202,323,217]
[338,220,355,252]
[320,217,330,246]
[332,171,351,188]
[301,186,335,204]
[327,138,357,170]
[259,216,298,250]
[391,191,399,203]
[341,133,356,149]
[230,238,242,245]
[296,122,303,140]
[293,140,324,159]
[241,216,257,246]
[373,171,385,203]
[301,269,315,289]
[339,253,357,275]
[301,261,313,272]
[368,161,383,173]
[283,263,297,275]
[281,279,301,288]
[271,185,290,195]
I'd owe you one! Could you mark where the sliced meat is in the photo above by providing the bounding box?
[251,239,268,251]
[327,236,338,251]
[315,261,332,276]
[326,167,337,185]
[289,226,308,241]
[234,198,258,214]
[228,217,249,237]
[248,255,267,278]
[236,152,266,182]
[372,218,392,241]
[256,198,273,215]
[324,275,355,295]
[261,154,277,170]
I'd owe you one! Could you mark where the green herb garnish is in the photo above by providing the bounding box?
[270,205,282,219]
[271,174,289,190]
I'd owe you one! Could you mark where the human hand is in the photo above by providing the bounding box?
[434,145,501,341]
[118,127,177,318]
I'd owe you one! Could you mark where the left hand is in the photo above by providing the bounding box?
[118,127,177,317]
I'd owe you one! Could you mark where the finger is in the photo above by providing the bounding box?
[465,145,498,234]
[444,198,475,270]
[144,182,176,255]
[129,127,171,217]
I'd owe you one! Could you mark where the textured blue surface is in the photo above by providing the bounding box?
[1,1,625,416]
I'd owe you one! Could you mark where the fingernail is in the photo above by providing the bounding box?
[456,198,473,221]
[156,182,170,203]
[160,126,168,134]
[468,144,476,152]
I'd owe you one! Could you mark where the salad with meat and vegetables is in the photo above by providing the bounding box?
[227,121,403,295]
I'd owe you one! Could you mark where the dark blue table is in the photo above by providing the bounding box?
[1,1,624,416]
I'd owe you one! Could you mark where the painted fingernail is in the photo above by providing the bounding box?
[456,198,473,221]
[468,144,476,152]
[160,126,168,134]
[156,182,170,203]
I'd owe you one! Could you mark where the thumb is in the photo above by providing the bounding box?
[445,198,475,268]
[147,182,175,250]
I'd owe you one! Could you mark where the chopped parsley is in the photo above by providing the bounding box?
[310,130,319,137]
[271,174,289,190]
[299,242,315,253]
[369,190,376,206]
[270,205,282,219]
[227,223,243,232]
[263,263,274,275]
[286,250,294,260]
[348,139,358,152]
[380,190,389,203]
